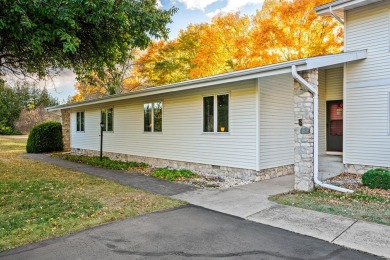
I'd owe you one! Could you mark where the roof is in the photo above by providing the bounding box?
[315,0,385,17]
[47,50,367,111]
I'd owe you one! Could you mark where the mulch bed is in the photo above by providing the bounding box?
[325,173,390,198]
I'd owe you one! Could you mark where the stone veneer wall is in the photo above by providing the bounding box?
[71,148,293,181]
[61,109,71,152]
[345,164,390,174]
[294,70,318,191]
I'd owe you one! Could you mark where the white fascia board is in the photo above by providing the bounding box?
[305,50,367,69]
[315,0,384,15]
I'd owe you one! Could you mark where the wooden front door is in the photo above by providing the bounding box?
[327,101,343,152]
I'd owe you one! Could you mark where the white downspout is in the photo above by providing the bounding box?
[291,65,353,193]
[329,6,344,25]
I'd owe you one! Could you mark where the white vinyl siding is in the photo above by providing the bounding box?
[318,70,327,155]
[344,85,390,167]
[345,1,390,83]
[326,68,343,101]
[70,80,257,170]
[259,74,294,169]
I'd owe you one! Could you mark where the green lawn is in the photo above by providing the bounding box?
[270,186,390,225]
[0,136,184,252]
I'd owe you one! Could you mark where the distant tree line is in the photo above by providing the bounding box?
[0,80,59,134]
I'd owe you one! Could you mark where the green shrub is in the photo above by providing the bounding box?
[0,124,21,135]
[152,168,198,181]
[362,168,390,190]
[54,154,148,170]
[26,121,63,153]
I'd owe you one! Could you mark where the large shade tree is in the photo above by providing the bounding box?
[0,0,176,79]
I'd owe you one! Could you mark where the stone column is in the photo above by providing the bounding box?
[61,109,71,152]
[294,69,318,191]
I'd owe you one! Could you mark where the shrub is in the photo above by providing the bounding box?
[153,168,198,181]
[362,168,390,190]
[0,124,21,135]
[26,121,63,153]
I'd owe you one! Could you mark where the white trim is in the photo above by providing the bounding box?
[47,51,367,111]
[315,0,384,15]
[75,111,85,133]
[143,101,163,133]
[202,93,230,134]
[255,79,261,171]
[388,92,390,135]
[343,63,347,164]
[346,78,390,88]
[326,151,343,155]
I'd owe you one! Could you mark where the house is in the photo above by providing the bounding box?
[48,0,390,191]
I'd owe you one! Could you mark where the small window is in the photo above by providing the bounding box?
[76,112,85,132]
[144,102,163,132]
[203,94,229,133]
[101,108,113,131]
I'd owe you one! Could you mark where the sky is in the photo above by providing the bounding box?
[42,0,265,103]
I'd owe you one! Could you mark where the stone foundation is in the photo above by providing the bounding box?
[71,148,293,181]
[345,163,390,174]
[61,109,71,152]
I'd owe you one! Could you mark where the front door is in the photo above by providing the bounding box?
[327,101,343,152]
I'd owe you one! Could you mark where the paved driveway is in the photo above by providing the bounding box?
[0,205,378,260]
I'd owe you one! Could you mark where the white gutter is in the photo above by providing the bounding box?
[291,65,353,193]
[329,6,344,25]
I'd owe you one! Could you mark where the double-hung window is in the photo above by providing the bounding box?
[144,102,163,132]
[101,108,113,131]
[203,94,229,133]
[76,112,85,132]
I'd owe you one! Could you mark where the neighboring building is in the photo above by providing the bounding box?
[49,0,390,191]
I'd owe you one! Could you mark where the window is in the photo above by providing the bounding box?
[76,112,85,132]
[203,94,229,133]
[101,108,113,131]
[144,102,163,132]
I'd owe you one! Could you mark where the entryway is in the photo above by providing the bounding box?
[327,100,343,152]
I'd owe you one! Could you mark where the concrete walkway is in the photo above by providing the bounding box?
[173,175,390,258]
[319,155,344,180]
[21,154,390,258]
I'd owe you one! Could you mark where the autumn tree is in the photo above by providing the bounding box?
[249,0,342,66]
[189,13,252,78]
[0,0,176,80]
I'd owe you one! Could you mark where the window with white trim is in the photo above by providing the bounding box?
[101,108,113,131]
[203,94,229,133]
[144,102,163,132]
[76,112,85,132]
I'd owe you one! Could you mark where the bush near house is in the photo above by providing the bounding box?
[362,168,390,190]
[153,168,198,181]
[26,121,63,153]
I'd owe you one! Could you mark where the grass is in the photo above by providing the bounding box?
[54,153,200,182]
[0,136,184,252]
[270,187,390,226]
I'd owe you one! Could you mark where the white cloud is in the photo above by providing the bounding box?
[156,0,163,9]
[206,0,264,17]
[174,0,264,17]
[174,0,220,11]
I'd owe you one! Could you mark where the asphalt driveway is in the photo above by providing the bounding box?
[0,205,378,260]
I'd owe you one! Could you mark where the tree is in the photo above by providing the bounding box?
[249,0,342,66]
[0,0,176,79]
[14,107,60,134]
[0,83,21,128]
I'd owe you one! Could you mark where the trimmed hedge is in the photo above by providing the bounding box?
[26,121,63,153]
[362,168,390,190]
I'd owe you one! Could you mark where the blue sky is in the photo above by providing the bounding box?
[47,0,265,102]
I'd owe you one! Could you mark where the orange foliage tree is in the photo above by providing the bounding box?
[71,0,342,100]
